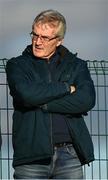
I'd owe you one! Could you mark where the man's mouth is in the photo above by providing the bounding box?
[34,46,43,50]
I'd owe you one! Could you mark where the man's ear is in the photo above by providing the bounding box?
[56,39,63,47]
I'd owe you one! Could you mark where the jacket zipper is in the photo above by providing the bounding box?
[48,70,54,155]
[46,62,53,155]
[50,113,53,155]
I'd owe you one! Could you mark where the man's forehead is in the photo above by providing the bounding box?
[34,23,57,35]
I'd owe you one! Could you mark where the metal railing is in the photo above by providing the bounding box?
[0,59,108,179]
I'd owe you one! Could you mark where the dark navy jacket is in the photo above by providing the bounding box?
[6,45,96,167]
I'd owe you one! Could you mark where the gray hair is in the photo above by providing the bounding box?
[32,9,66,39]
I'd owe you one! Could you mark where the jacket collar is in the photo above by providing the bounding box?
[22,44,77,81]
[22,44,76,63]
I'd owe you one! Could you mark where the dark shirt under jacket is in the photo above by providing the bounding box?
[47,52,72,144]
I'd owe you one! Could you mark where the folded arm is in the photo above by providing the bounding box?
[6,59,70,107]
[42,62,96,114]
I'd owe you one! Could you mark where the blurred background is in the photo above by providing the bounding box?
[0,0,108,60]
[0,0,108,179]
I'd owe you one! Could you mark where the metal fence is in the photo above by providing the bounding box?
[0,59,108,179]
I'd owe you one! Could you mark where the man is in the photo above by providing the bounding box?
[6,9,96,179]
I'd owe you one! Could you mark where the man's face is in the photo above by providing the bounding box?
[32,23,63,59]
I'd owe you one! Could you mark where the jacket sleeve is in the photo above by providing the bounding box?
[42,62,96,114]
[6,59,70,107]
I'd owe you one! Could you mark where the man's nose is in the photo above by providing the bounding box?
[35,36,43,44]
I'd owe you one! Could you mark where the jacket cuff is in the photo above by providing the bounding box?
[64,82,71,93]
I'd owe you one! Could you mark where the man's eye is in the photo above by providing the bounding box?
[42,36,49,41]
[34,34,38,37]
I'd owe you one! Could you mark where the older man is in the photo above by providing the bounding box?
[6,9,95,179]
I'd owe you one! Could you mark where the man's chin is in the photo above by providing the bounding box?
[33,50,43,58]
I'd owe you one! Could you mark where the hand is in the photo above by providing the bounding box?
[70,85,76,93]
